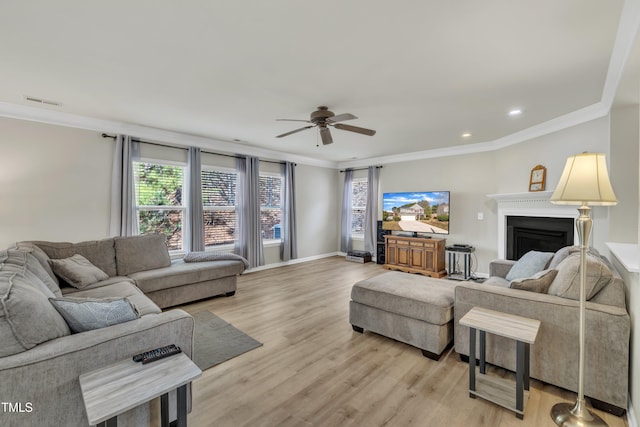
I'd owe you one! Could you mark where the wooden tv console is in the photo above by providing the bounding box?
[383,235,447,278]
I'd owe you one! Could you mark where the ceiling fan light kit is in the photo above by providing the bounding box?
[276,106,376,145]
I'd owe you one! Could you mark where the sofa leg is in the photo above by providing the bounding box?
[351,325,364,333]
[590,397,626,417]
[225,291,236,297]
[421,349,442,361]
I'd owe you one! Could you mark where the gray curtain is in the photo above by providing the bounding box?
[340,169,353,253]
[109,135,139,236]
[234,155,264,268]
[187,147,205,252]
[280,161,297,261]
[364,166,380,254]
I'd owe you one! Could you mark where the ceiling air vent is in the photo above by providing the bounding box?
[24,96,62,107]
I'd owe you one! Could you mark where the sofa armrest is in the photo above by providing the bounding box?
[454,282,629,408]
[0,309,194,427]
[489,259,516,278]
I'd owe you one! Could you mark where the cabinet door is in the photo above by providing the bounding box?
[386,244,397,264]
[397,246,411,266]
[406,248,423,269]
[423,245,435,271]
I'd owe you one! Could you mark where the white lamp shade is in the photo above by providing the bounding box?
[550,152,617,206]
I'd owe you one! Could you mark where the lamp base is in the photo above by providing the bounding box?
[551,402,607,427]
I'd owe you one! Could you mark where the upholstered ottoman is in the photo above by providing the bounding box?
[349,271,457,360]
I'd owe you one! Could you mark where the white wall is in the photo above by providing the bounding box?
[495,116,613,254]
[379,152,498,274]
[0,117,340,265]
[610,105,640,243]
[0,117,113,246]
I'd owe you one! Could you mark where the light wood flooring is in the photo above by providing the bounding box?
[180,256,628,427]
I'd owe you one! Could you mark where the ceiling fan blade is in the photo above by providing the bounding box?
[327,113,357,123]
[333,123,376,136]
[320,127,333,145]
[276,125,315,138]
[276,119,312,123]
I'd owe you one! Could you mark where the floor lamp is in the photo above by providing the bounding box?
[549,152,617,427]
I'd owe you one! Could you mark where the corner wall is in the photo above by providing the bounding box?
[0,117,113,246]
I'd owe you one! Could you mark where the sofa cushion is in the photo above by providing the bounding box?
[30,238,117,277]
[61,276,137,294]
[547,253,613,300]
[114,234,171,276]
[509,269,558,293]
[0,270,70,357]
[1,248,62,297]
[49,297,139,333]
[128,259,245,294]
[67,280,162,316]
[505,250,554,281]
[483,277,510,288]
[49,254,109,289]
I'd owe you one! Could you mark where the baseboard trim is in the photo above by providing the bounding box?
[628,397,637,427]
[244,252,342,273]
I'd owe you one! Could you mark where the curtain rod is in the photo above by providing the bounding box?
[101,133,294,166]
[340,166,383,172]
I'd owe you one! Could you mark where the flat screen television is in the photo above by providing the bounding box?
[382,191,450,235]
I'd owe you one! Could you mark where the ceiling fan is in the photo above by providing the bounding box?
[276,106,376,145]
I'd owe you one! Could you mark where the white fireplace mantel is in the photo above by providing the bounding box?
[487,191,579,259]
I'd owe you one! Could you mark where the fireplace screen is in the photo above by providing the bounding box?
[506,216,574,260]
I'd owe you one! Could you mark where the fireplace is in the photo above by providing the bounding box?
[488,191,579,259]
[506,216,574,260]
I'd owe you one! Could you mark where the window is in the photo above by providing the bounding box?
[201,168,237,248]
[200,168,283,247]
[351,178,368,238]
[260,173,282,241]
[133,161,185,251]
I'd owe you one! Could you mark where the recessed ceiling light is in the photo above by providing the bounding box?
[461,132,472,138]
[508,109,522,117]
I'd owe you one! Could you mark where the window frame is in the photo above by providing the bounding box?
[259,171,283,246]
[201,165,237,251]
[351,177,368,240]
[133,157,187,253]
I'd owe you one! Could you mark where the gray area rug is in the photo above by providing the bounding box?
[192,310,263,371]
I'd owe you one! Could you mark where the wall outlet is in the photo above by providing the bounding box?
[477,212,484,221]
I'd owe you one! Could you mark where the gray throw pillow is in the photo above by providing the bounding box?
[547,253,613,300]
[49,254,109,289]
[505,250,555,282]
[509,269,558,293]
[114,234,171,276]
[0,271,70,357]
[49,297,140,333]
[548,245,601,270]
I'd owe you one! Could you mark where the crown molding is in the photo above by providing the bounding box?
[1,0,638,171]
[338,0,640,170]
[601,0,640,110]
[0,102,338,169]
[337,102,610,170]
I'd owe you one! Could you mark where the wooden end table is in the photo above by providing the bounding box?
[459,307,540,419]
[79,352,202,427]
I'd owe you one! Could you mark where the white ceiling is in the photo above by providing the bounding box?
[1,1,638,167]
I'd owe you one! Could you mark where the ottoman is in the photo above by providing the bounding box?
[349,271,457,360]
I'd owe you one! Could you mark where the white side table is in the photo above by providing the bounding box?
[79,352,202,427]
[459,307,540,419]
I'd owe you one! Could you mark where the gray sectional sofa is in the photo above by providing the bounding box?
[0,234,247,427]
[454,247,630,414]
